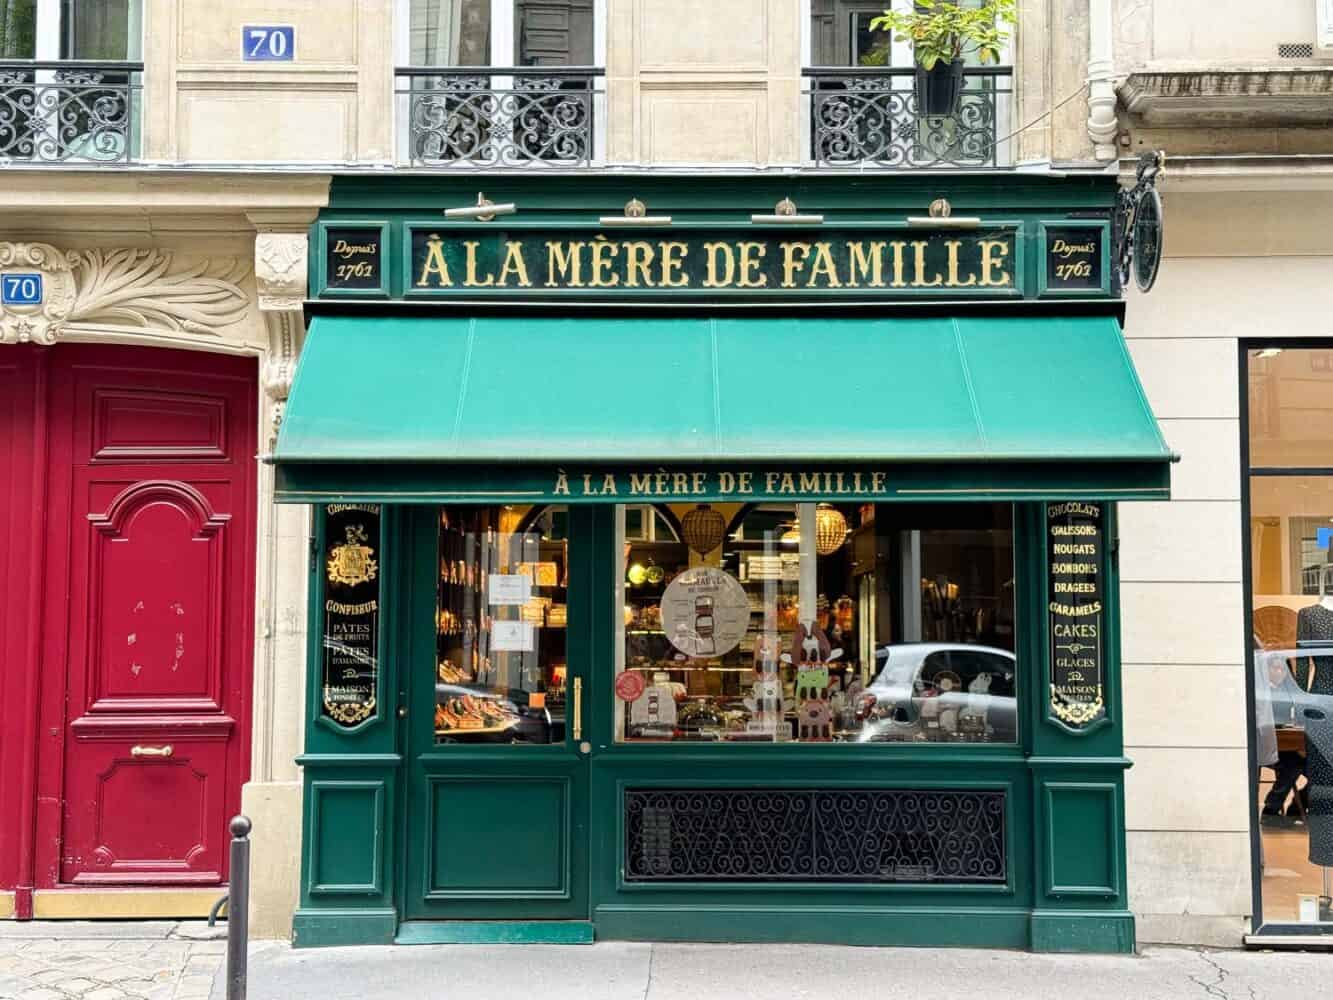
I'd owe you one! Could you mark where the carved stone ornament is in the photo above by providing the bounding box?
[254,232,308,312]
[1,242,249,345]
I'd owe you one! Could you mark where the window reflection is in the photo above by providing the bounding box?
[1248,470,1333,923]
[614,502,1016,745]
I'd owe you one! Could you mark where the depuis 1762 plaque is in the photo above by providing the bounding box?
[321,503,381,728]
[1047,501,1106,729]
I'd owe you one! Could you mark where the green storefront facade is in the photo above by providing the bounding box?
[275,173,1172,952]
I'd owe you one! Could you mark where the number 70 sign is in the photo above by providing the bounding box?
[1,274,43,305]
[242,25,295,62]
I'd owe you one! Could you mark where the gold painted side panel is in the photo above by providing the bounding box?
[0,892,15,919]
[31,890,220,919]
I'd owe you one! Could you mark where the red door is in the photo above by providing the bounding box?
[34,345,257,891]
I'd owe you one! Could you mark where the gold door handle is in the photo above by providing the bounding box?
[572,677,582,741]
[131,745,174,758]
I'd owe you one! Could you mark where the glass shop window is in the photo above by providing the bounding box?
[1247,469,1333,925]
[434,504,568,745]
[613,502,1016,745]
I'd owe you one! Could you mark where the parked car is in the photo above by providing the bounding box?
[855,643,1017,743]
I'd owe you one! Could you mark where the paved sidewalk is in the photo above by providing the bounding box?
[221,940,1329,1000]
[0,922,225,1000]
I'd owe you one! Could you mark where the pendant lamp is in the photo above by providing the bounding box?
[681,504,726,555]
[814,504,849,556]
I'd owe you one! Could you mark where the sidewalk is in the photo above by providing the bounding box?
[225,939,1327,1000]
[0,922,224,1000]
[4,924,1331,1000]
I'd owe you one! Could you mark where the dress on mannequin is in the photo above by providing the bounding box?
[1296,596,1333,867]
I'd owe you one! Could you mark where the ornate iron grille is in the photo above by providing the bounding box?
[0,61,142,164]
[804,67,1012,169]
[397,66,602,168]
[624,788,1006,884]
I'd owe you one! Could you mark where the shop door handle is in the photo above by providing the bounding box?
[131,745,174,758]
[573,677,583,741]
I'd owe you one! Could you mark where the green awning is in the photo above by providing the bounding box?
[273,313,1173,503]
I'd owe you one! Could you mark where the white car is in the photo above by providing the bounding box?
[855,643,1018,743]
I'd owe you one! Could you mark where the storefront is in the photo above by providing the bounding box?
[275,174,1172,952]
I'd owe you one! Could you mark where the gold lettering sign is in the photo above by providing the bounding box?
[552,469,891,498]
[407,230,1022,295]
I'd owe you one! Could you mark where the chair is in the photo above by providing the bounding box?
[1254,605,1298,651]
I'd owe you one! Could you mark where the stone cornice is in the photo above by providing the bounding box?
[0,171,331,215]
[1119,66,1333,125]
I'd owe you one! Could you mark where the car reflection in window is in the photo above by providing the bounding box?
[856,643,1017,744]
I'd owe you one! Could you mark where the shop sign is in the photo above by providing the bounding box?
[404,227,1021,298]
[660,567,750,659]
[554,468,891,499]
[1041,224,1107,295]
[323,226,385,293]
[1046,501,1106,730]
[320,503,381,729]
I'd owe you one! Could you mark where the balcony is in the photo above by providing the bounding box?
[0,61,142,165]
[396,66,604,169]
[803,66,1013,169]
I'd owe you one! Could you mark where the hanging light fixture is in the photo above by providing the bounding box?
[680,504,726,555]
[814,504,849,556]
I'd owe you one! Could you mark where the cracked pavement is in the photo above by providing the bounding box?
[222,940,1331,1000]
[2,924,1330,1000]
[0,922,224,1000]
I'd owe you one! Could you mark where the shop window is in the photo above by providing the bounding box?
[434,504,568,744]
[1247,468,1333,925]
[1249,347,1333,468]
[614,501,1016,745]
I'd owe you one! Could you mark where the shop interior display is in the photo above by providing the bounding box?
[434,506,566,744]
[616,502,1017,745]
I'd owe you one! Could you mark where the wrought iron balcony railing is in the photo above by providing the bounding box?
[396,66,603,168]
[0,61,142,164]
[804,66,1013,169]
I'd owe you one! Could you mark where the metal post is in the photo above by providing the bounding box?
[226,815,251,1000]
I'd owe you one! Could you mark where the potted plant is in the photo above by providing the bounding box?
[870,0,1015,117]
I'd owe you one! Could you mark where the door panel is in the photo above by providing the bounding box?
[401,504,594,921]
[60,734,229,884]
[46,346,256,889]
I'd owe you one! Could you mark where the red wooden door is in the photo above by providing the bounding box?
[37,345,257,889]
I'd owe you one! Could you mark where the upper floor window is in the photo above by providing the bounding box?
[804,0,1013,170]
[0,0,143,163]
[396,0,604,167]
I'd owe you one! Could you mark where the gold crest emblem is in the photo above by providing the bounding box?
[327,524,378,586]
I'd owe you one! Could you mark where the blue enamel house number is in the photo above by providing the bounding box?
[242,25,295,62]
[1,274,43,305]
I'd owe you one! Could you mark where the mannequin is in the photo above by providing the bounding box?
[1296,562,1333,867]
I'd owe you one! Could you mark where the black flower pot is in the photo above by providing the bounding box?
[914,58,965,117]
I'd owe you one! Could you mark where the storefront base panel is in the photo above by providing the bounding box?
[1029,911,1135,954]
[30,889,221,920]
[396,920,594,945]
[593,905,1031,949]
[292,908,398,948]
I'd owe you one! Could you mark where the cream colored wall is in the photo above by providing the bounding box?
[606,0,800,166]
[1119,189,1333,945]
[142,0,393,163]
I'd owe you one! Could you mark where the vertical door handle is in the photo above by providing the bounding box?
[573,677,583,741]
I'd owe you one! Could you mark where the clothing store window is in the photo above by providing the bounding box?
[613,502,1016,745]
[1247,346,1333,927]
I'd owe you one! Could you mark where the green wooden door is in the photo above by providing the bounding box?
[400,506,599,922]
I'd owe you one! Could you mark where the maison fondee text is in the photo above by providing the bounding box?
[321,226,1045,296]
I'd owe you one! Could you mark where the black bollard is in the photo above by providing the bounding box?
[226,815,252,1000]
